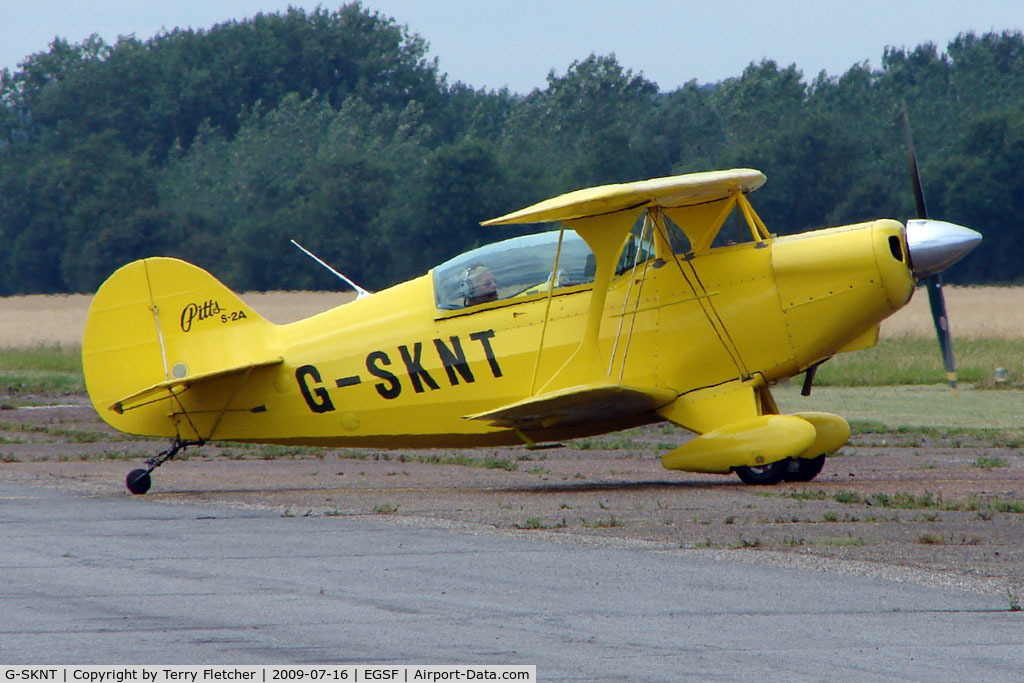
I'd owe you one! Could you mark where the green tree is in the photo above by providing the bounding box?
[1,4,444,160]
[5,20,1024,294]
[498,54,659,195]
[710,60,807,152]
[638,80,725,176]
[931,108,1024,282]
[408,140,507,269]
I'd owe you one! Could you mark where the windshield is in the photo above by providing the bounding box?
[434,230,595,310]
[434,229,653,310]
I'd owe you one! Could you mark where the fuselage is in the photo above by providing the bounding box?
[181,217,914,448]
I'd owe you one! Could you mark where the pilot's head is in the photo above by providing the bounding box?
[460,264,498,306]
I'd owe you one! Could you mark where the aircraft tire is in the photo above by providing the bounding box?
[126,469,152,495]
[782,454,826,482]
[734,460,788,485]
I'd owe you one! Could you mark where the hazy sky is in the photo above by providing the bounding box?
[3,1,1023,92]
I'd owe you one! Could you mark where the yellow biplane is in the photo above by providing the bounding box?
[82,168,980,494]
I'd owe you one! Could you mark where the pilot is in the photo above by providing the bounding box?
[460,264,498,306]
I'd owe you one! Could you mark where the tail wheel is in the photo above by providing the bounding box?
[782,454,826,482]
[126,468,152,495]
[123,438,201,495]
[734,460,788,485]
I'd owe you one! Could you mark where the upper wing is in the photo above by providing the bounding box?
[481,169,765,226]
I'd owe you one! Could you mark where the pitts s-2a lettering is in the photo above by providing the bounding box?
[81,167,980,494]
[179,299,223,332]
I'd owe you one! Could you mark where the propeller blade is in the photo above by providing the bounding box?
[902,100,929,220]
[925,273,958,388]
[902,101,970,388]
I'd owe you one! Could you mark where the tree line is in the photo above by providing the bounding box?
[1,3,1023,295]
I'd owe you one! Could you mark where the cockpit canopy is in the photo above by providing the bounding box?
[433,229,651,310]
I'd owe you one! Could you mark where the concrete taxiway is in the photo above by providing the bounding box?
[1,481,1021,679]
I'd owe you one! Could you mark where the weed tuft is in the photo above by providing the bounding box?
[817,535,866,547]
[728,535,761,549]
[517,516,566,530]
[972,455,1009,470]
[581,516,622,528]
[1007,589,1022,612]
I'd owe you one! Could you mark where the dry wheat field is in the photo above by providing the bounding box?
[0,286,1019,348]
[0,290,357,347]
[880,286,1024,339]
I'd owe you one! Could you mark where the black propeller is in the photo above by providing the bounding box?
[901,101,981,388]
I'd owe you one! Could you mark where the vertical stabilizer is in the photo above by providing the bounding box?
[82,258,278,438]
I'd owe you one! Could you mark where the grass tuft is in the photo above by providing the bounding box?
[397,453,518,470]
[517,516,566,530]
[972,455,1009,469]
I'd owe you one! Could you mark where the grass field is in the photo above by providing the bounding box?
[774,384,1024,431]
[815,337,1024,388]
[0,345,85,395]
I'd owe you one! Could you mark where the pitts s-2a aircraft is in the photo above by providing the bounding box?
[82,168,980,494]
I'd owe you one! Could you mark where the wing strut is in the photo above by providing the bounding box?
[608,209,656,381]
[529,226,567,395]
[532,207,644,394]
[654,212,752,380]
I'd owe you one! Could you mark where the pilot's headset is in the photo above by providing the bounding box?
[459,263,488,301]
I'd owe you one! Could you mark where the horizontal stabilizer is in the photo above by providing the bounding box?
[466,383,677,430]
[110,357,284,414]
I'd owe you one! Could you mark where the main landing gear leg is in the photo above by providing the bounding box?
[125,438,204,495]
